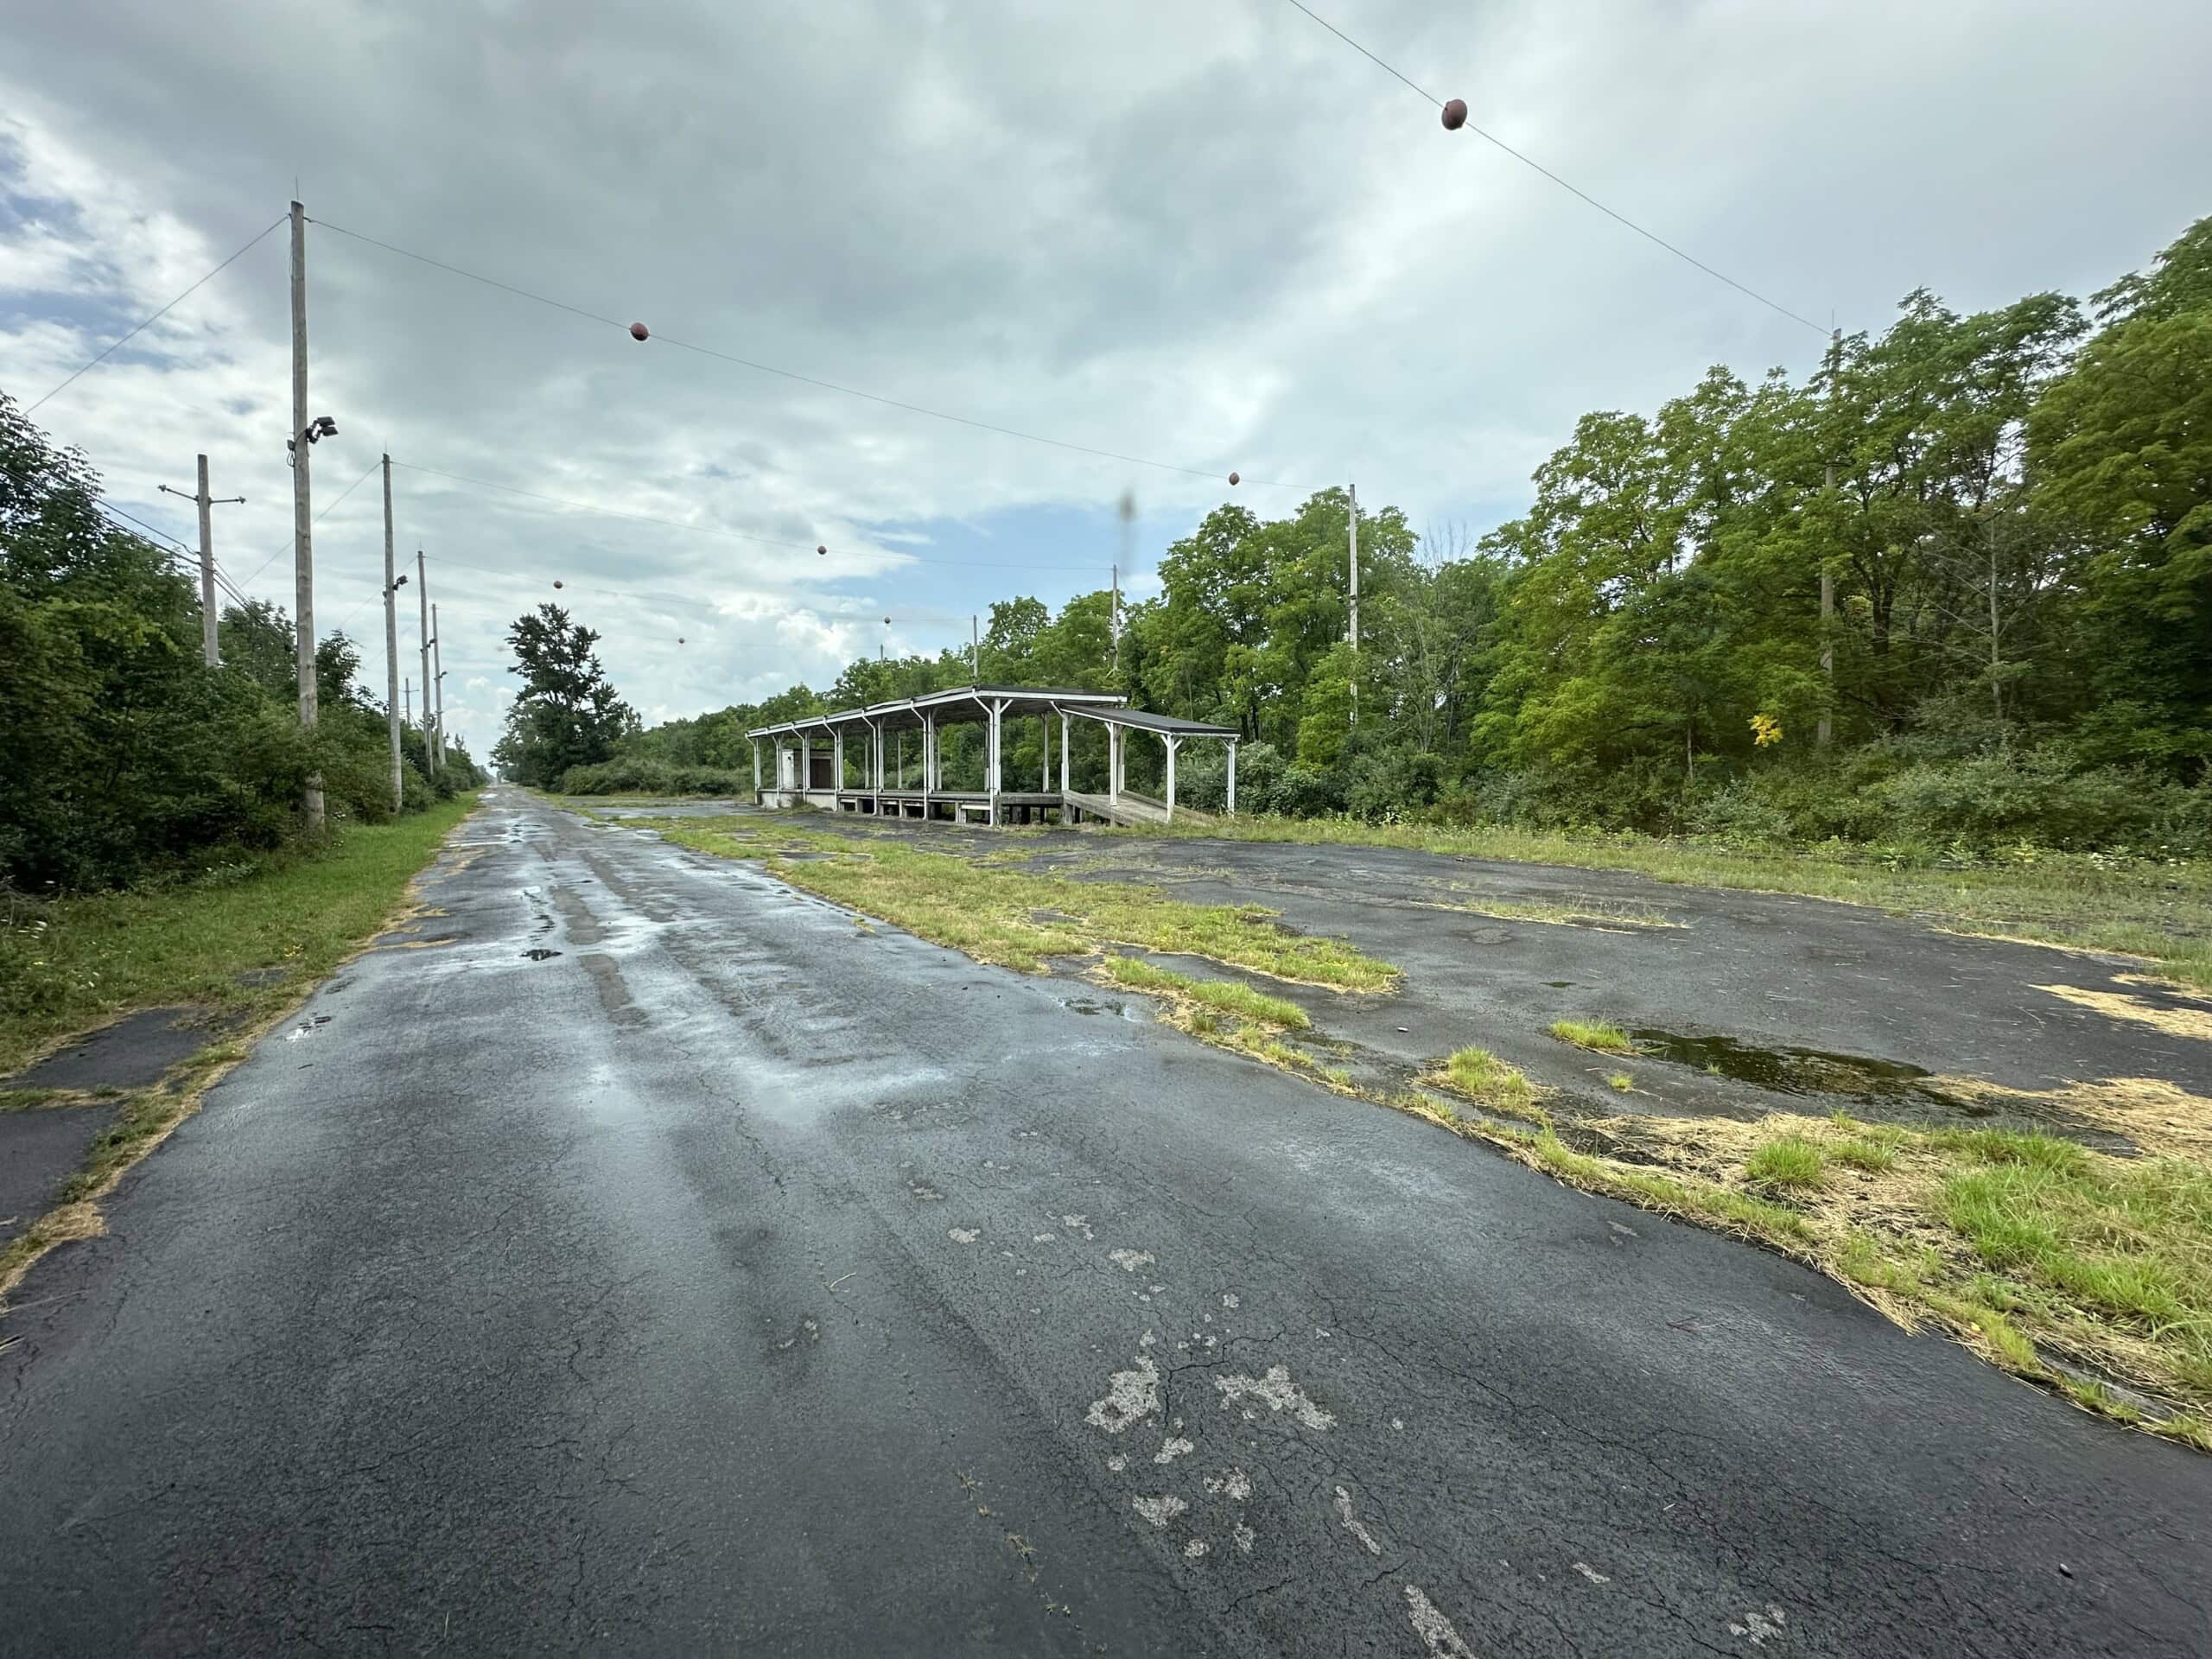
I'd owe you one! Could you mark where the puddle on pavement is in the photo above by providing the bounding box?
[521,948,563,961]
[1627,1028,1977,1113]
[1058,996,1141,1020]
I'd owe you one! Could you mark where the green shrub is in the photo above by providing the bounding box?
[560,758,750,796]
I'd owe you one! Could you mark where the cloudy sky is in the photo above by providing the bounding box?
[3,0,2207,760]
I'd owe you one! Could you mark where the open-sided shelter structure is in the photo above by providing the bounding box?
[747,684,1240,828]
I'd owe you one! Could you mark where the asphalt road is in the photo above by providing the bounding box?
[3,789,2206,1656]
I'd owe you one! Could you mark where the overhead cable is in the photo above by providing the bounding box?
[1278,0,1827,335]
[308,217,1292,488]
[25,214,290,414]
[389,458,1111,573]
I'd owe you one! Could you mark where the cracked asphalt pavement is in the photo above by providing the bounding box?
[2,789,2206,1655]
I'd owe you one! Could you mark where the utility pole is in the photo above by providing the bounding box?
[431,602,447,771]
[381,454,403,815]
[971,614,981,683]
[1110,563,1122,674]
[1115,488,1134,678]
[416,550,435,775]
[159,455,244,666]
[404,677,411,727]
[1348,480,1360,728]
[1817,327,1841,748]
[289,200,323,832]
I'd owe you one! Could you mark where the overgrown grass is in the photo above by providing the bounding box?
[637,816,1397,992]
[1137,813,2212,992]
[1511,1101,2212,1446]
[1935,1145,2212,1398]
[0,796,480,1077]
[1605,1072,1634,1093]
[1102,956,1310,1028]
[1430,1046,1544,1122]
[1548,1018,1631,1054]
[1745,1134,1829,1191]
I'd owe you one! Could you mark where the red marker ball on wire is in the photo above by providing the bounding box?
[629,321,650,341]
[1440,99,1467,131]
[1227,471,1240,486]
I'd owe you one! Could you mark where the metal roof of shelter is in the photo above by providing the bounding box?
[746,683,1124,740]
[1066,706,1240,740]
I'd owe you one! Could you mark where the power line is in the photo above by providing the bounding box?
[87,498,254,608]
[8,468,254,608]
[232,453,385,592]
[25,214,289,414]
[1278,0,1827,336]
[308,217,1294,489]
[332,548,974,637]
[388,457,1111,573]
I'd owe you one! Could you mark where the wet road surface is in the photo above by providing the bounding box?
[2,790,2206,1655]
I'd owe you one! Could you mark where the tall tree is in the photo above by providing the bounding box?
[494,604,638,786]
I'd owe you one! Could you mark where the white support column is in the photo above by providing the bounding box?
[751,741,761,799]
[1226,740,1238,817]
[988,700,1004,825]
[1109,726,1122,803]
[1059,713,1071,795]
[833,729,844,804]
[1165,734,1179,823]
[796,733,807,802]
[924,715,935,817]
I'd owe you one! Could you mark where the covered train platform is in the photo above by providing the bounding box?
[746,684,1241,827]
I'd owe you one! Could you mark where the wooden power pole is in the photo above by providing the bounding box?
[432,602,447,771]
[158,454,243,667]
[289,200,323,832]
[416,550,435,775]
[382,454,403,814]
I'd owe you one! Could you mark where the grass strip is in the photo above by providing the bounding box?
[638,816,1396,992]
[1102,956,1311,1027]
[1428,1046,1546,1122]
[1,797,480,1077]
[1549,1018,1631,1054]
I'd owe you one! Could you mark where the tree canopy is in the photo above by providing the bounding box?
[0,391,482,891]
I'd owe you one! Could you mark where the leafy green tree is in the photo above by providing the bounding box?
[2031,216,2212,769]
[493,604,638,786]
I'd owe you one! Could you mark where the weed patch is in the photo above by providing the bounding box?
[1427,1046,1545,1123]
[1549,1018,1630,1054]
[1746,1134,1829,1191]
[641,817,1396,992]
[1103,956,1310,1028]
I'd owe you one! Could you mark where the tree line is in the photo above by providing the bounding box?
[1,392,483,893]
[560,215,2209,855]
